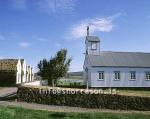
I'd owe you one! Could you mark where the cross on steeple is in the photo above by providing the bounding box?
[87,26,89,36]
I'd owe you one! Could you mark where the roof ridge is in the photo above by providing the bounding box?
[0,59,19,60]
[101,51,150,54]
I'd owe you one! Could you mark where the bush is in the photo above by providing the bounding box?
[17,86,150,111]
[0,71,16,86]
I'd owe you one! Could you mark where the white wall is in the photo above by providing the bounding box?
[16,60,21,84]
[89,67,150,87]
[22,60,26,83]
[26,66,31,82]
[15,59,34,84]
[23,80,48,86]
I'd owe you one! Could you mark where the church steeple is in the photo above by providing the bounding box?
[87,26,89,36]
[85,26,100,55]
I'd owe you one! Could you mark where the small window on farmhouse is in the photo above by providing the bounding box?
[114,71,120,80]
[91,42,97,50]
[145,72,150,80]
[130,71,136,80]
[98,71,104,80]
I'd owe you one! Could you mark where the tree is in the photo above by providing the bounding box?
[37,49,72,86]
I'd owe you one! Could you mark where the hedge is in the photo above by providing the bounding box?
[17,86,150,111]
[0,71,16,86]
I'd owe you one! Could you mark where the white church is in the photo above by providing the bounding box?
[83,26,150,88]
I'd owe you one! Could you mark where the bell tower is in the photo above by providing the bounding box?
[85,26,100,55]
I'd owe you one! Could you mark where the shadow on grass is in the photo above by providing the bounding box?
[49,113,68,118]
[48,112,90,119]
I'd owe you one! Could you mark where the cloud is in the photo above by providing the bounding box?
[66,13,122,40]
[0,56,5,59]
[18,42,30,48]
[11,0,76,14]
[37,0,76,14]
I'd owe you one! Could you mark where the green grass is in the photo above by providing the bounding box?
[118,90,150,97]
[0,106,150,119]
[58,80,83,88]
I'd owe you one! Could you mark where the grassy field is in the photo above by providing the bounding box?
[118,90,150,97]
[0,106,150,119]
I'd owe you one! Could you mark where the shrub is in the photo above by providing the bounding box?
[17,86,150,111]
[0,71,16,86]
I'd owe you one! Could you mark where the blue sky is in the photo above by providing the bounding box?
[0,0,150,72]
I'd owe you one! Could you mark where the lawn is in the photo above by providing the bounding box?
[118,90,150,97]
[0,106,150,119]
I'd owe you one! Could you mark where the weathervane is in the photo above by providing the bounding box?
[87,25,89,36]
[87,19,103,36]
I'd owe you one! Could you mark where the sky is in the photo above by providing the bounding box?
[0,0,150,72]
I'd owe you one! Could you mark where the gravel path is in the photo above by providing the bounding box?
[0,101,150,115]
[0,87,17,97]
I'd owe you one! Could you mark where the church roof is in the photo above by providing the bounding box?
[20,59,25,67]
[0,59,19,71]
[86,36,100,42]
[88,51,150,68]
